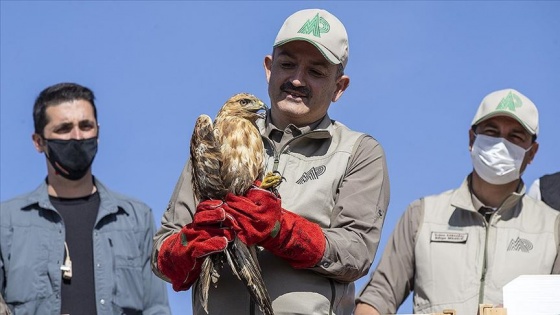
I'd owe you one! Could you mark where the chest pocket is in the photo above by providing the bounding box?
[3,223,58,304]
[103,228,145,310]
[489,229,557,287]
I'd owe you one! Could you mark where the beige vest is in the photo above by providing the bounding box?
[413,180,559,315]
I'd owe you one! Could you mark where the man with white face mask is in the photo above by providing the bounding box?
[355,88,560,315]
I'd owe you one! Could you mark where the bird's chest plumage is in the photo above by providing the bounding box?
[216,117,265,195]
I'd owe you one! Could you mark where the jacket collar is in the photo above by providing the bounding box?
[451,173,526,213]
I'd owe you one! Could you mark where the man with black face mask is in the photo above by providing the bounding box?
[0,83,171,315]
[355,88,560,315]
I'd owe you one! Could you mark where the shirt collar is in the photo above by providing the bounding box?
[263,110,328,138]
[471,193,494,212]
[454,173,526,212]
[23,177,128,216]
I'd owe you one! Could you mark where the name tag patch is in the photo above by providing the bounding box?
[431,232,468,243]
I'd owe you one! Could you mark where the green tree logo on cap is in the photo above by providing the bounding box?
[496,91,523,112]
[297,13,330,38]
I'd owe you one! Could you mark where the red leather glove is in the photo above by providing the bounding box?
[223,186,282,246]
[157,200,235,291]
[224,186,326,269]
[260,209,326,269]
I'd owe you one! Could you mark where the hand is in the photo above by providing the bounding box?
[157,200,235,291]
[223,186,282,246]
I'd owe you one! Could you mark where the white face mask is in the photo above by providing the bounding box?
[470,134,530,185]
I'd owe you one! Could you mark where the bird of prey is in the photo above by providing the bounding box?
[189,93,281,315]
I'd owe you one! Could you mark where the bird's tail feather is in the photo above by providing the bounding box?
[198,254,224,314]
[225,238,274,315]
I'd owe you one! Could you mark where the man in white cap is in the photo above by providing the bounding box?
[151,8,390,315]
[355,88,560,315]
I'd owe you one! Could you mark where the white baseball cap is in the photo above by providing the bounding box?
[471,88,539,136]
[273,9,349,68]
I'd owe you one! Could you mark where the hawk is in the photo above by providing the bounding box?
[190,93,281,315]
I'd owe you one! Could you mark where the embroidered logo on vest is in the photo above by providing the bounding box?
[507,237,533,252]
[296,165,326,184]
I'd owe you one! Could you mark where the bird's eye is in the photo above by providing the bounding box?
[240,99,249,105]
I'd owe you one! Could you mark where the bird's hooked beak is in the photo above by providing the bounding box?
[252,100,268,119]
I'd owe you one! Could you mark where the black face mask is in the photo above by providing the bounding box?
[44,137,98,181]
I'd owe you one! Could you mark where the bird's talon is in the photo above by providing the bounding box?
[260,172,283,189]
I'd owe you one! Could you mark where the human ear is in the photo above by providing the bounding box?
[263,55,273,84]
[332,75,350,102]
[32,133,46,153]
[468,129,476,150]
[526,141,539,164]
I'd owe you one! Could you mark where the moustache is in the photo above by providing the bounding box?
[280,82,311,98]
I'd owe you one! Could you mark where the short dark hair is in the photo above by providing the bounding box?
[33,82,97,135]
[336,64,344,78]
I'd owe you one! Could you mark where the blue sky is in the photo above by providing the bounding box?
[1,1,559,314]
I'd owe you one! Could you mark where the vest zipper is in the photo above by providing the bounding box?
[262,137,280,174]
[258,128,331,313]
[328,279,335,315]
[479,212,492,304]
[264,130,326,173]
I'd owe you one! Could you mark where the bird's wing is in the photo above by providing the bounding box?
[190,114,227,201]
[191,114,228,313]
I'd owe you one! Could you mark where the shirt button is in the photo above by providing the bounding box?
[100,299,105,305]
[97,263,101,268]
